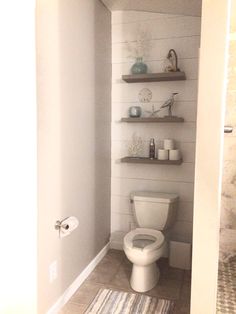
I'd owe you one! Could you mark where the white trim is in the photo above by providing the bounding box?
[191,1,231,313]
[47,242,110,314]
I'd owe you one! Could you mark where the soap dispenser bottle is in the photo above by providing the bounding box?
[149,138,155,159]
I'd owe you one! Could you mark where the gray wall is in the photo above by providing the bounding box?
[37,0,111,312]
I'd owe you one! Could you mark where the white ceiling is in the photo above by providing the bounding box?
[100,0,202,17]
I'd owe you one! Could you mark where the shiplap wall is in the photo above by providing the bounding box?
[111,11,201,242]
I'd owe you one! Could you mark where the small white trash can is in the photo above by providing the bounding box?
[169,240,192,270]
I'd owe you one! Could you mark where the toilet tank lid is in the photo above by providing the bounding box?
[131,191,179,204]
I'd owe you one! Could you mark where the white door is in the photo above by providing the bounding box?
[191,1,231,313]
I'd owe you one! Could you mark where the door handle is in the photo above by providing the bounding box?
[224,126,233,133]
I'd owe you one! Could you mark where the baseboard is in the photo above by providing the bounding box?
[47,242,110,314]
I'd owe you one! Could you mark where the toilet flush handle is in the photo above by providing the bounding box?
[224,126,233,133]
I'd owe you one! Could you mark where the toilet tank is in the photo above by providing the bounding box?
[131,191,178,230]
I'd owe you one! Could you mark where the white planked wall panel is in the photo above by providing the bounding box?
[112,16,201,43]
[112,81,199,102]
[111,177,194,201]
[112,123,196,142]
[112,37,200,63]
[112,11,178,25]
[111,11,201,242]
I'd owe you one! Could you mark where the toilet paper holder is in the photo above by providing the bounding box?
[54,216,79,238]
[55,220,69,231]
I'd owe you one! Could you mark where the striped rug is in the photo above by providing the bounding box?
[85,288,174,314]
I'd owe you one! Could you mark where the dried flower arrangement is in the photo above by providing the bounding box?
[127,133,144,157]
[125,25,153,61]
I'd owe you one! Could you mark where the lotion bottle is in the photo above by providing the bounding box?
[149,138,155,159]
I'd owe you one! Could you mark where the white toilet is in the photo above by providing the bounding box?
[123,191,178,292]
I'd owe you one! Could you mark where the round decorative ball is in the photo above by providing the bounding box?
[138,88,152,103]
[129,106,142,118]
[131,61,148,74]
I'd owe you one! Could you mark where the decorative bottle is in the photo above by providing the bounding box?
[131,57,148,74]
[149,138,155,159]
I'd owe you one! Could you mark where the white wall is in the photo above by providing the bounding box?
[37,0,111,313]
[111,11,201,242]
[0,1,37,313]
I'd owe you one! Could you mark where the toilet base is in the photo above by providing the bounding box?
[130,263,160,292]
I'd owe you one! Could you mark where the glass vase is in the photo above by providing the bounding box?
[131,57,148,74]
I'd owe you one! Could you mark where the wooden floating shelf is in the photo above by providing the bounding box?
[121,157,183,165]
[120,116,184,123]
[122,72,186,83]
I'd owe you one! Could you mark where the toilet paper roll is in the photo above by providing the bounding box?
[164,139,175,150]
[169,149,181,161]
[59,216,79,238]
[158,149,169,160]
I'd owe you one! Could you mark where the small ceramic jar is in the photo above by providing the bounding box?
[129,106,142,118]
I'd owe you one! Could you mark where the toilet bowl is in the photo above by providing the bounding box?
[123,191,178,292]
[124,228,165,292]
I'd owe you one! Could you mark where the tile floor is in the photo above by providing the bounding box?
[60,249,191,314]
[217,258,236,313]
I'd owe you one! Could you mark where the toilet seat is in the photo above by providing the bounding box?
[124,228,164,252]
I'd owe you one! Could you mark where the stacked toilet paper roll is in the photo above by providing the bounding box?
[158,149,169,160]
[157,139,181,161]
[169,149,181,161]
[164,139,174,150]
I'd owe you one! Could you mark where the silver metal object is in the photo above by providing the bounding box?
[224,126,233,133]
[55,220,69,231]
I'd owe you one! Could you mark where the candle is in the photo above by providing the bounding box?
[169,149,181,161]
[164,139,175,150]
[158,149,169,160]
